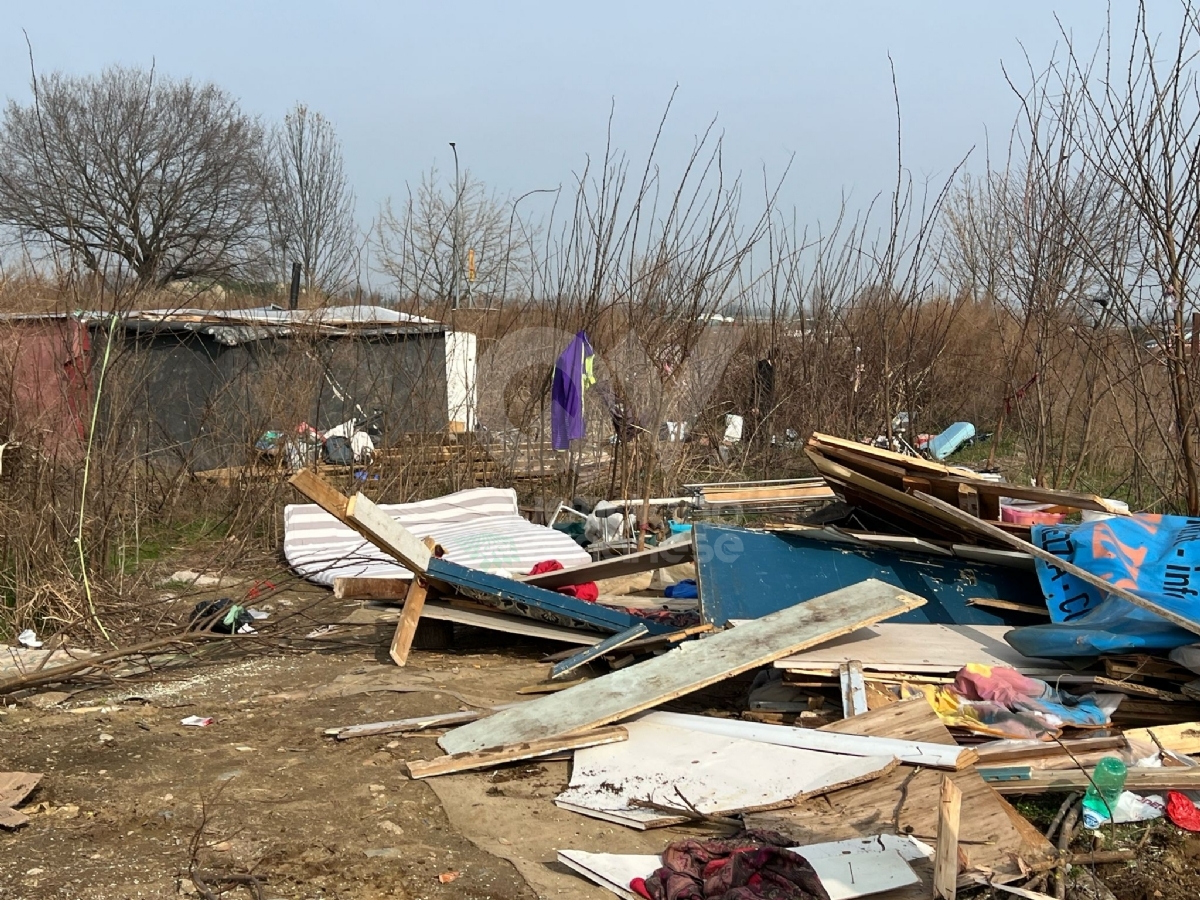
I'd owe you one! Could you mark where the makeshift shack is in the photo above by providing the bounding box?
[92,306,451,472]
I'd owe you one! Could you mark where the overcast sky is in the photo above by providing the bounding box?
[0,2,1143,243]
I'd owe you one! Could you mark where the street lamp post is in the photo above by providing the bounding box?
[449,141,461,310]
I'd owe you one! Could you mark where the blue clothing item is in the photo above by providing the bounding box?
[663,579,698,599]
[1007,514,1200,657]
[551,331,595,451]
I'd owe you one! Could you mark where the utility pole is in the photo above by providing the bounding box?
[449,141,460,311]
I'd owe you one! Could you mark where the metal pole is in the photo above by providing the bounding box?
[288,261,302,310]
[449,141,460,311]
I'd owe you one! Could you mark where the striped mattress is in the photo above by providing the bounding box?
[284,486,591,586]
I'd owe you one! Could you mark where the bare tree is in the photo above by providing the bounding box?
[0,65,267,287]
[263,104,358,297]
[375,168,536,308]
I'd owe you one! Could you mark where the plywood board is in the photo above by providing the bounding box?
[438,579,926,754]
[560,834,928,900]
[551,624,648,679]
[1124,722,1200,755]
[774,623,1070,675]
[415,600,603,645]
[933,776,963,900]
[555,720,897,828]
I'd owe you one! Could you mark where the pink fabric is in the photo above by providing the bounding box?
[953,666,1045,705]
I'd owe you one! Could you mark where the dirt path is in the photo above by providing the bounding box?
[0,619,594,900]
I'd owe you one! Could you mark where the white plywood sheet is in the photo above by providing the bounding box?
[774,623,1070,675]
[439,579,924,754]
[638,711,970,769]
[554,720,895,828]
[559,834,930,900]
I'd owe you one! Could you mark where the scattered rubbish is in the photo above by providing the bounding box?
[437,870,459,884]
[180,716,214,727]
[1167,791,1200,831]
[1081,757,1129,828]
[190,599,256,635]
[17,629,42,649]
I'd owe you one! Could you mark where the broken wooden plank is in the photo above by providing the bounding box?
[1124,722,1200,755]
[521,542,694,589]
[840,660,868,717]
[933,776,963,900]
[438,579,925,755]
[550,624,649,680]
[406,726,627,779]
[913,491,1200,638]
[326,709,485,740]
[974,736,1126,766]
[639,711,977,770]
[389,578,429,667]
[403,600,604,645]
[334,576,410,600]
[994,767,1200,794]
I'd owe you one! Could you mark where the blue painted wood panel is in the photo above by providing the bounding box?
[426,558,672,635]
[694,524,1045,627]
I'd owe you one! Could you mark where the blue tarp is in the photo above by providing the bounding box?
[1007,514,1200,657]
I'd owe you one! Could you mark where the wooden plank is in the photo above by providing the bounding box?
[521,542,695,589]
[406,726,628,779]
[933,776,962,900]
[913,491,1200,638]
[641,711,976,770]
[966,598,1049,617]
[961,479,1128,515]
[427,558,668,635]
[974,736,1126,766]
[326,709,484,740]
[994,767,1200,794]
[701,484,837,504]
[550,624,648,679]
[957,483,980,518]
[840,660,868,717]
[1125,722,1200,755]
[334,576,410,599]
[438,579,925,755]
[389,579,429,667]
[345,492,432,574]
[809,433,964,477]
[288,468,350,519]
[774,623,1073,676]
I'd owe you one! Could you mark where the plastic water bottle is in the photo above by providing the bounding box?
[1081,757,1127,828]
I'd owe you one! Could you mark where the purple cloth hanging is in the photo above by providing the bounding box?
[551,331,594,450]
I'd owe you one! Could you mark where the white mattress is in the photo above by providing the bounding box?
[284,486,591,585]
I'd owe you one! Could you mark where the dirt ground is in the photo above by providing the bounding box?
[0,587,687,900]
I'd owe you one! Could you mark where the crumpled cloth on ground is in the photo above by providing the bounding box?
[904,663,1114,740]
[634,829,830,900]
[527,559,599,601]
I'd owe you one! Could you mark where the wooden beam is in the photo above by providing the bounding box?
[933,775,962,900]
[913,491,1200,638]
[406,726,628,779]
[334,576,409,600]
[345,492,432,574]
[839,660,868,717]
[520,542,695,589]
[289,468,349,520]
[325,709,484,740]
[389,579,429,666]
[550,623,649,679]
[993,767,1200,794]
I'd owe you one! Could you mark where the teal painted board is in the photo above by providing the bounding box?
[694,523,1044,627]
